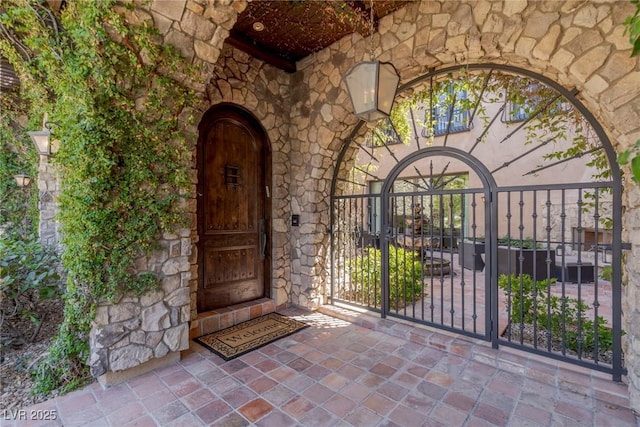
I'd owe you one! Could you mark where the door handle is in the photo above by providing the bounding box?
[259,219,267,260]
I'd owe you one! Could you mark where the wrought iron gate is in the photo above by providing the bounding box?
[330,64,625,380]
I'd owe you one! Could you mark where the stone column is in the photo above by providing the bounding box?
[36,156,61,250]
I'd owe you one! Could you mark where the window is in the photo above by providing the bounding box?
[503,82,571,123]
[504,100,529,123]
[422,85,472,138]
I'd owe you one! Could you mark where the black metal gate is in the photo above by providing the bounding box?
[379,147,495,341]
[330,64,625,380]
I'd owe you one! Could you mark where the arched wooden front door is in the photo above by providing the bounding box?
[197,104,271,312]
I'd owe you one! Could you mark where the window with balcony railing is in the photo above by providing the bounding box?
[421,86,471,138]
[502,82,571,123]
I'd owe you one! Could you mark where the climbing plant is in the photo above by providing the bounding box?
[618,0,640,183]
[625,0,640,57]
[0,87,38,236]
[0,0,200,393]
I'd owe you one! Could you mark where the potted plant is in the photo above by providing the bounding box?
[496,238,556,280]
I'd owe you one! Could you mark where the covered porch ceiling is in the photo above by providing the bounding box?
[227,0,412,73]
[0,0,412,88]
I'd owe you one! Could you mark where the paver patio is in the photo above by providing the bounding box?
[3,306,638,427]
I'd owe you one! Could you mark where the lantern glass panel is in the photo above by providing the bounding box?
[28,130,52,156]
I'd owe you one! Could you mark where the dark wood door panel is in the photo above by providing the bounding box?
[202,233,259,246]
[203,246,258,286]
[204,122,258,233]
[197,106,268,313]
[197,281,264,312]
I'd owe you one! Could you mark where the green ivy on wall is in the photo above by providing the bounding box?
[0,76,38,237]
[0,0,200,393]
[618,0,640,183]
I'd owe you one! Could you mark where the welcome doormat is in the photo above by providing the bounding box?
[194,313,309,361]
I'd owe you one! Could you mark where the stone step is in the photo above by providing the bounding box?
[191,297,276,338]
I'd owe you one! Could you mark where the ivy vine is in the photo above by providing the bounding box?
[618,0,640,183]
[1,0,199,393]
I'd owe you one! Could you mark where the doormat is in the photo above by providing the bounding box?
[194,313,309,361]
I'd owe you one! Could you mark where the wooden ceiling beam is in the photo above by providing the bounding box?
[226,30,297,73]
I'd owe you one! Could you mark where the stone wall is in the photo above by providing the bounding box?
[89,227,192,379]
[37,157,61,249]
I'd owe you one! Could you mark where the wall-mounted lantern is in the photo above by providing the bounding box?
[13,173,31,187]
[28,118,59,157]
[28,127,53,157]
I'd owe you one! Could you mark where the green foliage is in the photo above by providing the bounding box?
[1,0,199,394]
[625,0,640,57]
[0,117,38,237]
[349,247,425,310]
[0,233,62,354]
[0,235,61,303]
[496,237,539,249]
[618,139,640,185]
[30,281,93,395]
[618,1,640,183]
[389,101,411,144]
[498,274,616,356]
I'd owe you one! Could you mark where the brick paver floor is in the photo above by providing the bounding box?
[3,306,638,426]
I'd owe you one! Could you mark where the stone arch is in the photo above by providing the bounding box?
[330,65,624,377]
[306,2,634,277]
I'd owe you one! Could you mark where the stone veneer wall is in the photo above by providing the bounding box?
[37,156,61,249]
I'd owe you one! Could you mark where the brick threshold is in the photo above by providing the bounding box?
[191,297,277,338]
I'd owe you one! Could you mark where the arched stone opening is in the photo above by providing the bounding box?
[329,64,625,379]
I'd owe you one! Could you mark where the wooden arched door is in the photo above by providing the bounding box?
[197,105,271,312]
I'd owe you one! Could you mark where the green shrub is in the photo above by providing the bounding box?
[497,237,539,249]
[0,234,62,348]
[0,235,61,305]
[348,247,425,311]
[498,274,615,355]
